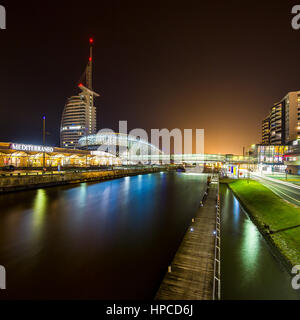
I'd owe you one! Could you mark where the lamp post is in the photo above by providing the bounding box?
[43,116,46,170]
[247,150,250,184]
[85,128,88,169]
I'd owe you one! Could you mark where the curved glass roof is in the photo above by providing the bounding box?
[78,132,163,157]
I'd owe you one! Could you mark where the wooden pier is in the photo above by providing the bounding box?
[155,179,220,300]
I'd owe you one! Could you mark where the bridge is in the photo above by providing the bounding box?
[126,153,251,165]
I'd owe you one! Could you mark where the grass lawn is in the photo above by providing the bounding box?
[227,179,300,265]
[272,229,300,266]
[219,178,237,184]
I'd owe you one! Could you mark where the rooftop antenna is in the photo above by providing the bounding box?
[86,37,93,90]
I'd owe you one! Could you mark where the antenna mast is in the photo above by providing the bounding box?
[86,38,93,90]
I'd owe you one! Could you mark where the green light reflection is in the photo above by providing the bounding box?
[33,189,48,229]
[241,219,260,276]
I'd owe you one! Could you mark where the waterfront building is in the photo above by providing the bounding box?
[262,116,270,145]
[60,39,99,149]
[258,91,300,172]
[0,142,120,168]
[284,91,299,143]
[283,139,300,174]
[0,140,248,169]
[270,101,285,145]
[78,132,249,166]
[250,144,288,173]
[78,132,164,164]
[262,91,300,145]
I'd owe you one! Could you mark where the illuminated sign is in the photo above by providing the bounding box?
[91,151,114,157]
[10,143,54,153]
[61,126,83,131]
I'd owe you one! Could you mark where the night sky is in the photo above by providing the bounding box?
[1,0,300,154]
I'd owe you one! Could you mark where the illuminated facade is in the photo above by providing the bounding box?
[248,144,289,173]
[284,92,299,143]
[250,144,288,172]
[262,116,270,145]
[283,140,300,174]
[60,39,99,149]
[270,101,285,144]
[0,142,120,168]
[60,86,99,148]
[78,133,250,165]
[262,91,300,145]
[254,145,288,164]
[78,132,163,163]
[262,101,285,145]
[0,141,251,168]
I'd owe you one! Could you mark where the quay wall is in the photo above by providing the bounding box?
[0,167,168,193]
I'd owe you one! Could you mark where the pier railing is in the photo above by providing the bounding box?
[212,175,221,300]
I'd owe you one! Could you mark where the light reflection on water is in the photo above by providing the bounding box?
[0,172,207,299]
[233,197,240,226]
[241,219,260,277]
[220,184,300,300]
[32,189,47,229]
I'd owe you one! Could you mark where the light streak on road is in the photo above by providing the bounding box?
[251,172,300,206]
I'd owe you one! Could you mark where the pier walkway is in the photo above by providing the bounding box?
[155,178,220,300]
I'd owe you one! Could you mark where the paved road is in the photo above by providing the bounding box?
[251,173,300,206]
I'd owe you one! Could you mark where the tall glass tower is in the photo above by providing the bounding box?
[60,38,99,149]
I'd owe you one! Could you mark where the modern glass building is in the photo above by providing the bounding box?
[262,91,300,145]
[60,85,99,148]
[250,144,289,173]
[78,132,163,163]
[262,116,270,145]
[60,39,99,149]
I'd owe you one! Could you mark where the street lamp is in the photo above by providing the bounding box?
[43,116,46,171]
[85,128,88,169]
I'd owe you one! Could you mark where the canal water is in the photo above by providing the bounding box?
[220,184,300,300]
[0,172,207,299]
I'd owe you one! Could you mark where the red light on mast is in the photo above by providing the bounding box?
[89,57,92,62]
[89,38,94,44]
[79,83,83,87]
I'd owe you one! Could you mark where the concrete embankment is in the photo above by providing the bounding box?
[0,167,168,193]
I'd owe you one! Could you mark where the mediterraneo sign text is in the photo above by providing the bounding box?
[11,143,54,153]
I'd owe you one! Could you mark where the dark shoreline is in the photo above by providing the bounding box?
[0,167,170,194]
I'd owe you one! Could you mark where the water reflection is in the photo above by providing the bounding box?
[220,184,300,300]
[241,219,260,276]
[0,172,207,299]
[233,197,240,226]
[32,189,47,230]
